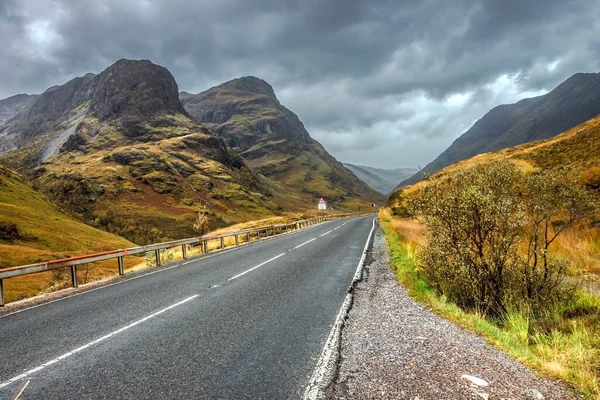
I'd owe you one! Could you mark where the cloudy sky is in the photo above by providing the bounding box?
[1,0,599,168]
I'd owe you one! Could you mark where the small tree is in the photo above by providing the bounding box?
[520,169,598,311]
[412,160,524,316]
[193,203,210,236]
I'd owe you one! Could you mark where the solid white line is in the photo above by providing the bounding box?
[228,253,286,281]
[0,295,199,390]
[293,237,317,250]
[303,217,377,400]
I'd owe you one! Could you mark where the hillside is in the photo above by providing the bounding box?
[0,93,37,126]
[0,60,305,244]
[343,163,417,194]
[180,77,385,209]
[0,165,135,301]
[398,72,600,188]
[391,114,600,206]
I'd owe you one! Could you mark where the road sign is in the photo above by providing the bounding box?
[318,197,327,210]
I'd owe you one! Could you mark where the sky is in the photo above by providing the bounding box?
[1,0,599,169]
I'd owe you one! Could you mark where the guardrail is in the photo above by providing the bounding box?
[0,212,375,306]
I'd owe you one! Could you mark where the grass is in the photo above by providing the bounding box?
[0,166,135,302]
[379,208,600,399]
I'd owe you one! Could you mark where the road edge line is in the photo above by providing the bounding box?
[303,216,377,400]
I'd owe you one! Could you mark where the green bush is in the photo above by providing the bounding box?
[411,160,598,317]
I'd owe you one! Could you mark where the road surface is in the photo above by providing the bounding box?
[0,215,376,399]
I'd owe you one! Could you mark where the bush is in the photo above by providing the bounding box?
[411,160,599,317]
[412,160,524,316]
[0,220,21,241]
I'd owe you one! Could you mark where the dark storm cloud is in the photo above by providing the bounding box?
[1,0,599,168]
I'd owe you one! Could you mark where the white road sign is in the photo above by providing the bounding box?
[318,197,326,210]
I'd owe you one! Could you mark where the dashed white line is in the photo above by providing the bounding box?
[293,238,317,250]
[228,253,286,281]
[319,230,334,237]
[0,295,199,390]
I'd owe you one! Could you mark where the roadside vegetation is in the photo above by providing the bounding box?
[381,158,600,398]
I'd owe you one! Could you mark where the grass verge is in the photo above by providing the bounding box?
[379,208,600,399]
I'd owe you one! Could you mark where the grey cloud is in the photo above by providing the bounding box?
[0,0,599,168]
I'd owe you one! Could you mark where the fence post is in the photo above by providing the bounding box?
[220,237,225,249]
[71,265,78,288]
[182,245,187,260]
[118,256,124,275]
[246,232,250,242]
[203,240,208,253]
[155,249,161,266]
[0,279,4,307]
[235,234,239,245]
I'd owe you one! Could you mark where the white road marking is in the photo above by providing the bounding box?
[318,230,334,237]
[303,217,377,400]
[0,295,199,390]
[228,253,286,281]
[293,238,317,250]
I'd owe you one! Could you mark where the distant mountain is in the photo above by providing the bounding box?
[0,60,301,243]
[343,163,417,194]
[0,94,37,126]
[181,76,385,208]
[398,72,600,188]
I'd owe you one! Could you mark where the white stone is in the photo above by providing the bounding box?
[523,389,544,400]
[461,375,489,387]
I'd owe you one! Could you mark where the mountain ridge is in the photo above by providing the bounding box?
[343,163,417,194]
[398,72,600,188]
[0,60,301,244]
[180,76,385,208]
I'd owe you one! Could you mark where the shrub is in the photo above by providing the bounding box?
[0,220,21,242]
[411,160,524,316]
[411,160,599,317]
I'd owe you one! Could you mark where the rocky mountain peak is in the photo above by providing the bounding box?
[89,58,186,121]
[219,76,278,101]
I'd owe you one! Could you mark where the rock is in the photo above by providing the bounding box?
[523,388,545,399]
[461,375,489,387]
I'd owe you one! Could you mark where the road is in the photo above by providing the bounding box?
[0,215,376,399]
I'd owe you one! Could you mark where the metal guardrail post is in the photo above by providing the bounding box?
[118,256,124,275]
[203,240,208,253]
[0,279,4,307]
[220,237,225,249]
[155,249,161,266]
[235,234,239,245]
[71,265,78,288]
[246,232,250,242]
[182,245,187,260]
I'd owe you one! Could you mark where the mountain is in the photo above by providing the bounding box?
[0,94,37,126]
[0,59,302,244]
[343,163,417,194]
[180,76,385,209]
[389,114,600,211]
[0,165,134,302]
[398,72,600,188]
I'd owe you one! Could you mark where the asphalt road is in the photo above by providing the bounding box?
[0,215,376,399]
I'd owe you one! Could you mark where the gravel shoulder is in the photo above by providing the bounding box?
[331,229,578,400]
